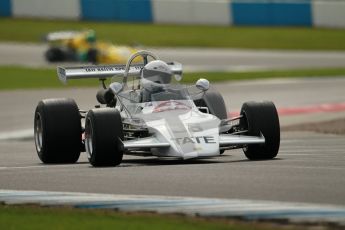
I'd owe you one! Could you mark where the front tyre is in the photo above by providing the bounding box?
[240,101,280,160]
[34,98,81,163]
[85,108,124,167]
[45,47,65,62]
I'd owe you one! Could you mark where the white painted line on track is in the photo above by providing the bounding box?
[0,190,344,226]
[0,129,33,141]
[0,165,73,170]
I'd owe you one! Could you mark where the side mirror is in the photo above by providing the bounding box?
[196,78,210,91]
[174,74,182,82]
[109,82,123,94]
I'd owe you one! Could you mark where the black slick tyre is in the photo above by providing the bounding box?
[85,108,124,167]
[194,91,227,120]
[45,47,65,62]
[87,48,98,64]
[34,98,81,163]
[240,101,280,160]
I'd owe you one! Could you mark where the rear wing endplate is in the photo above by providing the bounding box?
[57,62,182,84]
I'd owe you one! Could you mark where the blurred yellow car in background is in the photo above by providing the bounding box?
[44,30,139,64]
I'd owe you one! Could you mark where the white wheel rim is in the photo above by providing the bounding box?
[34,113,43,152]
[85,118,93,159]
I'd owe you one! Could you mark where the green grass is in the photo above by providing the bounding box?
[1,66,345,90]
[184,68,345,83]
[0,205,283,230]
[0,66,97,90]
[1,18,345,50]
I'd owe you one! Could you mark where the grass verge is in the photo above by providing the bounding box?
[0,205,296,230]
[1,18,345,50]
[1,66,345,90]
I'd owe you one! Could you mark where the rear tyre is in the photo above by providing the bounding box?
[240,101,280,160]
[194,91,227,155]
[194,91,227,120]
[87,48,98,64]
[45,47,65,62]
[34,98,81,163]
[85,108,124,167]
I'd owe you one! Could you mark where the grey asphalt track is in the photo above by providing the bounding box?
[0,77,344,206]
[0,43,345,209]
[0,131,345,206]
[1,77,344,133]
[1,42,345,71]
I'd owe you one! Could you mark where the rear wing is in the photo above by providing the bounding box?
[44,31,81,42]
[57,62,183,84]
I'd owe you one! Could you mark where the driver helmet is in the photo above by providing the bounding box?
[141,60,172,91]
[85,30,96,43]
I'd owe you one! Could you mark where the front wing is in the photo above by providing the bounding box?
[122,134,265,155]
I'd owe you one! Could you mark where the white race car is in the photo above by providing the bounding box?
[34,50,280,167]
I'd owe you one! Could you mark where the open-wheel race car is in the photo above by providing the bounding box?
[34,50,280,167]
[43,30,139,64]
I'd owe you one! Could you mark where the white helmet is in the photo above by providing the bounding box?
[141,60,172,88]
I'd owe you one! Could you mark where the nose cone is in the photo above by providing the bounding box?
[147,110,220,159]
